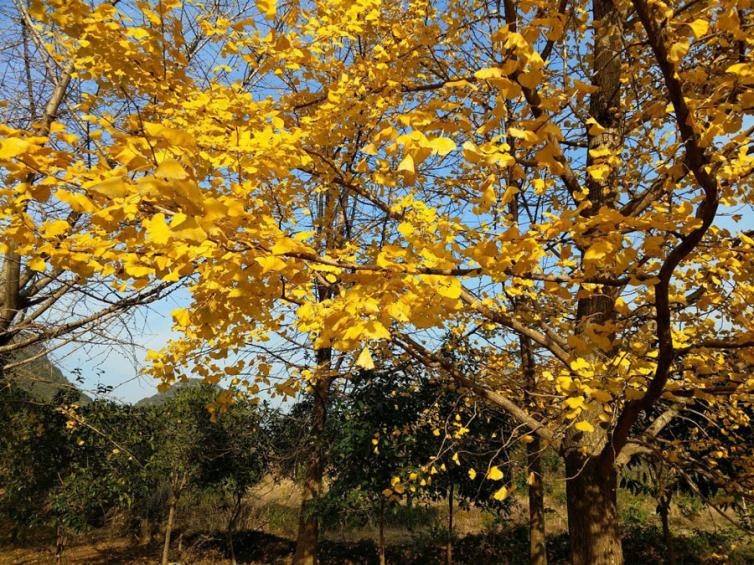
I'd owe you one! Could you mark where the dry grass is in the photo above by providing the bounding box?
[1,477,751,564]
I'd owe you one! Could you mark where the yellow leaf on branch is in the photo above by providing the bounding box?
[487,466,503,480]
[356,347,375,370]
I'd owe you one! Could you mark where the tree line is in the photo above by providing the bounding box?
[0,362,525,564]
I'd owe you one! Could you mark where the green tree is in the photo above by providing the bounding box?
[145,384,218,565]
[0,387,143,562]
[0,385,73,560]
[213,399,271,565]
[325,362,513,565]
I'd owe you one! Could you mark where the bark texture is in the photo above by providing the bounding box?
[527,436,547,565]
[521,335,547,565]
[565,455,623,565]
[293,349,333,565]
[564,0,625,561]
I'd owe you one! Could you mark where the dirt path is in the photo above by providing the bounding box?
[0,539,156,565]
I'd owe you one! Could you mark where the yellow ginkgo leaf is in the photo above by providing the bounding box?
[437,277,462,300]
[487,466,504,480]
[668,40,690,63]
[493,485,509,501]
[474,67,503,80]
[258,0,276,19]
[428,137,456,156]
[480,182,497,209]
[155,159,189,180]
[583,240,615,262]
[144,213,170,245]
[124,262,153,278]
[0,138,31,160]
[172,308,191,328]
[27,256,46,272]
[575,421,595,433]
[356,346,375,370]
[468,468,477,480]
[397,154,416,184]
[688,19,709,39]
[88,177,131,199]
[564,396,585,410]
[256,255,288,274]
[41,220,70,238]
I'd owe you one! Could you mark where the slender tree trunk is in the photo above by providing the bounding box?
[527,436,547,565]
[658,496,675,565]
[520,335,547,565]
[161,495,177,565]
[379,497,386,565]
[741,498,753,531]
[446,482,454,565]
[227,492,242,565]
[54,524,65,565]
[293,350,333,565]
[139,517,152,546]
[565,455,622,565]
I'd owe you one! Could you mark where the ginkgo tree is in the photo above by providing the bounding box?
[4,0,754,563]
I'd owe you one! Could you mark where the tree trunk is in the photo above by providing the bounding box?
[139,517,152,546]
[741,498,753,531]
[565,455,623,565]
[527,435,547,565]
[161,496,177,565]
[54,524,66,565]
[658,497,675,565]
[293,350,333,565]
[294,178,345,564]
[565,0,625,562]
[379,497,386,565]
[227,492,242,565]
[446,482,454,565]
[520,335,547,565]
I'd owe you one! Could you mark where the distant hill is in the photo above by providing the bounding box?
[135,378,215,408]
[6,345,92,405]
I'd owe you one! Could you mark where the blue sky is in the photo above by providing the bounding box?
[51,288,188,403]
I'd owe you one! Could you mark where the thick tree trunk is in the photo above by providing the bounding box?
[446,482,454,565]
[161,496,177,565]
[565,455,623,565]
[293,350,333,565]
[564,0,625,562]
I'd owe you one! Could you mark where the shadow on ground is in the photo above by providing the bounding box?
[2,524,753,564]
